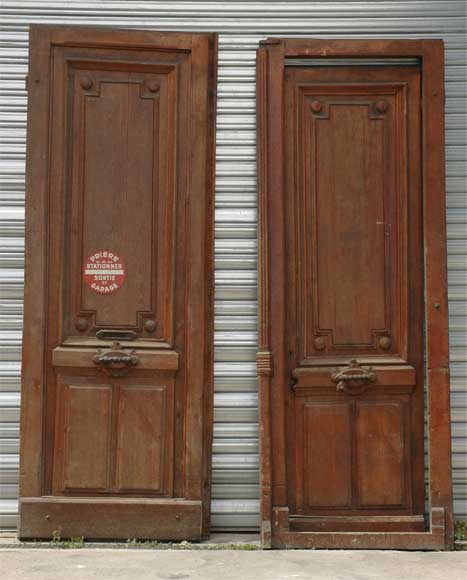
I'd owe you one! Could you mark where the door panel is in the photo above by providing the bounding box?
[115,383,173,494]
[290,72,415,363]
[53,372,175,496]
[297,400,352,510]
[355,400,408,508]
[63,52,178,341]
[311,98,391,349]
[19,26,217,540]
[59,381,113,493]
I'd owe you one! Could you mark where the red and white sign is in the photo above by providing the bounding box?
[83,250,126,294]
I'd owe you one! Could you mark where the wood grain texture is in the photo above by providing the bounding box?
[299,401,352,510]
[355,401,408,508]
[67,63,177,339]
[285,63,421,522]
[257,38,452,549]
[115,384,173,493]
[256,46,273,548]
[59,383,113,492]
[19,497,202,541]
[19,25,217,541]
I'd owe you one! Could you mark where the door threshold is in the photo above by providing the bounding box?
[289,514,425,533]
[269,507,447,550]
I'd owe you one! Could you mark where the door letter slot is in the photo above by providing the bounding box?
[96,329,138,341]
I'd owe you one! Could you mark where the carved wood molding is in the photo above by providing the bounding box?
[256,351,274,377]
[68,62,180,343]
[293,80,409,360]
[256,46,274,551]
[257,48,270,353]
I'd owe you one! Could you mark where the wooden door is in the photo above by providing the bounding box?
[257,39,453,549]
[19,25,217,540]
[285,63,424,528]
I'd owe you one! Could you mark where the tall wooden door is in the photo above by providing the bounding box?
[19,25,217,540]
[257,39,453,549]
[284,62,425,527]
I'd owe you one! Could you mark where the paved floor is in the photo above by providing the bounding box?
[1,548,466,580]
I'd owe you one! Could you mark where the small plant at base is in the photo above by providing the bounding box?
[126,538,161,549]
[50,530,84,549]
[454,520,467,550]
[51,529,62,545]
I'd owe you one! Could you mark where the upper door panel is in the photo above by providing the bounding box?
[51,44,188,344]
[285,66,421,365]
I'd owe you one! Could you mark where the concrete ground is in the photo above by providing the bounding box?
[1,545,466,580]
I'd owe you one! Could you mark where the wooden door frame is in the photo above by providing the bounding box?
[19,25,217,539]
[256,38,453,550]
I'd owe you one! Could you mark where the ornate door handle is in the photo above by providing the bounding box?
[93,341,138,377]
[331,359,376,394]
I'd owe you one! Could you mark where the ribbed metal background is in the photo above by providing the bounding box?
[0,1,465,531]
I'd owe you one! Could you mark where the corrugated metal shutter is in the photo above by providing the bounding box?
[0,1,465,532]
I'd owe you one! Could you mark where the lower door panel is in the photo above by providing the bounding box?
[293,387,415,526]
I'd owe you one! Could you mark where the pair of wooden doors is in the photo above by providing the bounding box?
[20,26,452,548]
[257,39,453,549]
[19,26,216,540]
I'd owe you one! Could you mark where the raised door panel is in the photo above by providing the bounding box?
[71,71,172,336]
[53,378,113,493]
[53,374,175,496]
[296,400,352,511]
[115,382,174,494]
[355,399,409,508]
[292,78,412,361]
[47,46,186,344]
[311,99,390,349]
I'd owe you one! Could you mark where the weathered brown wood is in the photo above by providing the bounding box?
[272,507,445,549]
[52,347,179,370]
[421,40,454,549]
[257,38,453,549]
[287,58,422,525]
[273,504,439,547]
[19,497,202,541]
[19,25,217,540]
[256,46,273,549]
[289,514,425,533]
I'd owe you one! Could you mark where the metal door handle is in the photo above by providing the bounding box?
[331,360,376,394]
[94,352,138,366]
[93,341,138,377]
